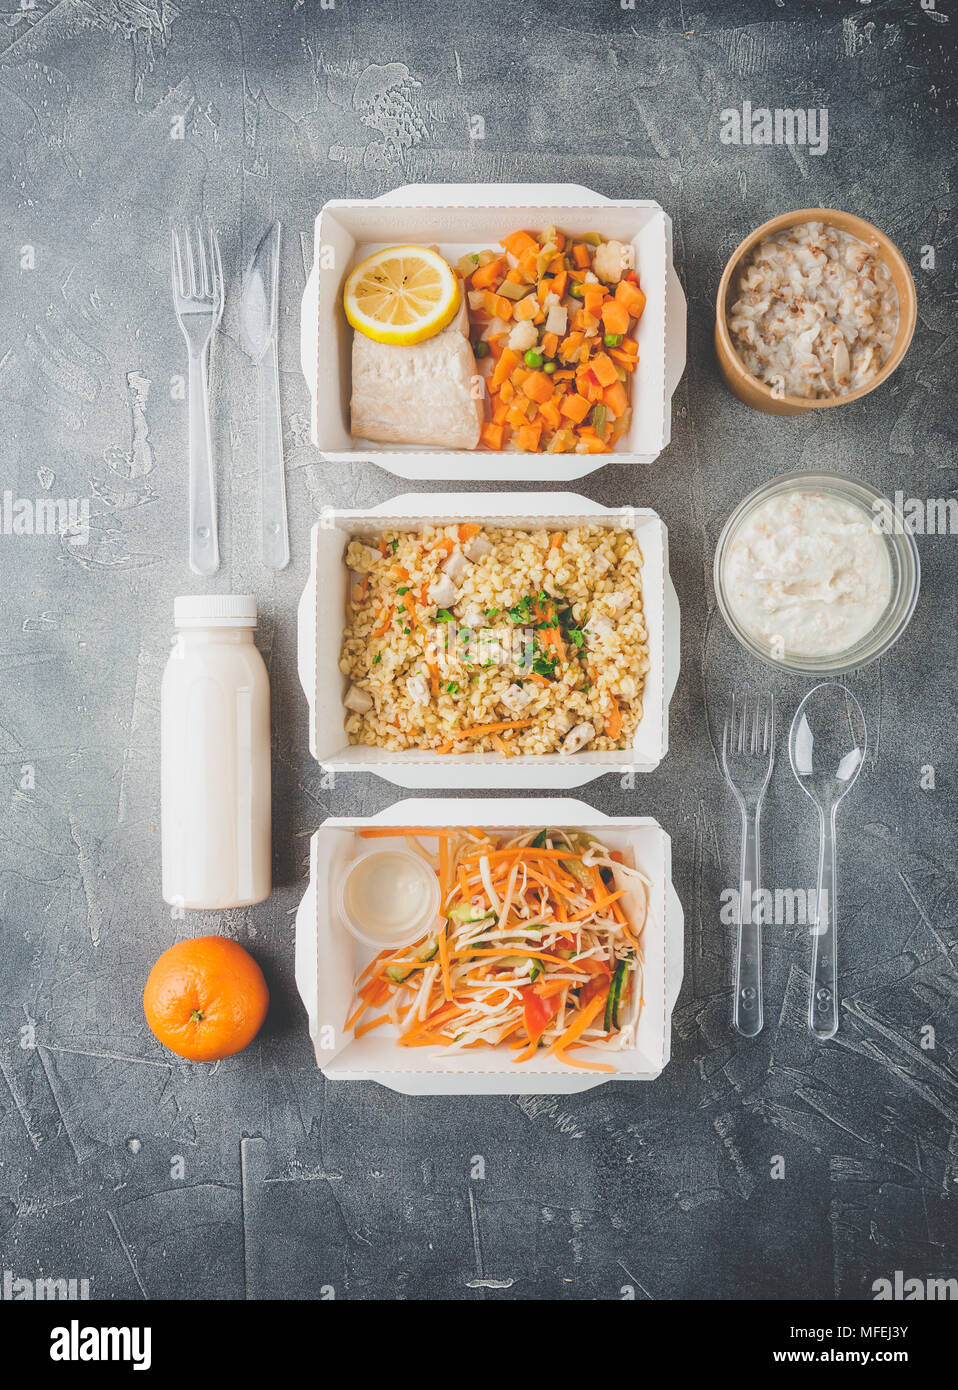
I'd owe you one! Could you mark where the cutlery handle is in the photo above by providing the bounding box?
[259,342,289,571]
[809,808,839,1040]
[188,347,219,576]
[733,804,763,1037]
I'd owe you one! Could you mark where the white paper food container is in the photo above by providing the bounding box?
[297,492,680,789]
[300,182,687,482]
[294,798,684,1095]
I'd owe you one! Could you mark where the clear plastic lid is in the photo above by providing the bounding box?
[173,595,258,629]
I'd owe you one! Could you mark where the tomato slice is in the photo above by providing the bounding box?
[521,986,561,1043]
[578,976,611,1010]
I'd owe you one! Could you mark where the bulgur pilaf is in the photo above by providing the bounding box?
[339,523,648,756]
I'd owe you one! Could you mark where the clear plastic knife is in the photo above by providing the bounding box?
[240,221,289,570]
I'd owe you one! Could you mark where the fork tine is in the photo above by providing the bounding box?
[209,225,223,312]
[183,224,198,298]
[171,225,184,297]
[764,692,775,755]
[194,218,210,299]
[751,696,760,755]
[737,684,748,754]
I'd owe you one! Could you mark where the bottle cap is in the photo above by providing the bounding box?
[173,595,258,629]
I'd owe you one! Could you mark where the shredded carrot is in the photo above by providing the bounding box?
[371,606,394,638]
[354,1015,390,1038]
[436,718,534,751]
[546,992,608,1056]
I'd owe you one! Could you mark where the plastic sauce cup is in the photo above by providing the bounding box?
[337,847,441,950]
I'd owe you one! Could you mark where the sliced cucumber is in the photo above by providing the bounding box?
[449,903,494,924]
[604,960,628,1032]
[497,954,534,971]
[385,935,438,984]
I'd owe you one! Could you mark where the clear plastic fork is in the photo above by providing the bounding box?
[721,684,775,1037]
[171,222,223,576]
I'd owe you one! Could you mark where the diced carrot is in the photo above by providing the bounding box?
[576,433,611,454]
[517,246,539,280]
[604,380,629,419]
[507,404,531,430]
[615,280,646,319]
[601,299,631,335]
[582,288,606,317]
[538,398,562,431]
[558,332,584,362]
[479,421,504,450]
[514,295,539,322]
[492,348,519,389]
[458,522,481,542]
[560,393,591,423]
[609,348,638,371]
[571,243,592,268]
[516,422,543,451]
[471,258,507,290]
[492,395,510,424]
[605,699,622,738]
[591,352,618,387]
[551,269,568,298]
[503,230,538,258]
[498,379,516,404]
[511,366,530,389]
[521,371,554,405]
[541,331,559,358]
[618,335,639,356]
[483,291,514,321]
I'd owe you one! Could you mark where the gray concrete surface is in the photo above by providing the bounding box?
[0,0,956,1301]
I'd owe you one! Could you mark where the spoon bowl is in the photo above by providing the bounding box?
[788,683,867,1040]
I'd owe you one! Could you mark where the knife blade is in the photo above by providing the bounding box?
[240,221,289,570]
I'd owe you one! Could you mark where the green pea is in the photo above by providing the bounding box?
[570,284,585,298]
[473,339,490,358]
[523,349,543,368]
[604,332,623,348]
[543,360,557,374]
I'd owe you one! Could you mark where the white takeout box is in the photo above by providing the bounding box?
[300,182,687,481]
[297,492,680,788]
[294,798,684,1095]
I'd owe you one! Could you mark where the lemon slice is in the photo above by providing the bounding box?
[343,246,461,345]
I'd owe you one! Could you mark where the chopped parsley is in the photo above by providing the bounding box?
[446,681,460,694]
[372,652,382,664]
[397,585,410,595]
[436,608,454,623]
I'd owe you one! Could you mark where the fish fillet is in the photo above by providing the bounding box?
[350,298,484,449]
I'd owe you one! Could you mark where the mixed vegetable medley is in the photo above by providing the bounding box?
[460,227,647,453]
[347,825,647,1071]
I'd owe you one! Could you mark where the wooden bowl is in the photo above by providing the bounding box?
[714,208,917,416]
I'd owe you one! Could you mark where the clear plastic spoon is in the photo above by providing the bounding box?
[788,682,867,1041]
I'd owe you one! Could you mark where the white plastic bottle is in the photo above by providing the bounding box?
[161,595,272,909]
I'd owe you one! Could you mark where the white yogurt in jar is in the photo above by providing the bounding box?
[722,489,892,659]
